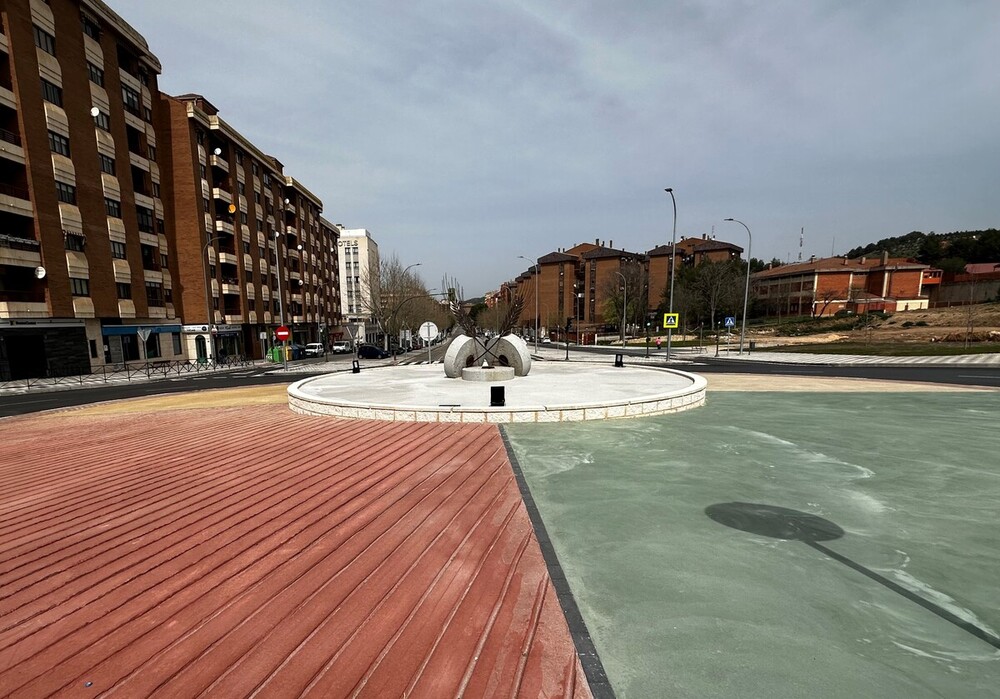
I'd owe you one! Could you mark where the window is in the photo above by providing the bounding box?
[99,153,116,175]
[248,299,256,311]
[81,15,101,40]
[55,181,76,204]
[143,107,153,123]
[48,131,70,157]
[87,62,104,86]
[243,242,251,254]
[140,244,158,270]
[121,85,141,116]
[172,332,182,355]
[138,68,149,87]
[116,282,132,299]
[199,165,206,180]
[105,198,121,218]
[196,129,205,145]
[147,145,156,161]
[111,240,126,259]
[254,192,261,205]
[156,218,165,234]
[164,287,173,303]
[64,233,85,251]
[40,79,63,106]
[145,281,164,306]
[236,151,244,164]
[151,182,160,197]
[94,110,111,131]
[252,162,259,176]
[160,253,168,268]
[70,277,90,296]
[136,206,154,233]
[241,212,248,225]
[33,25,56,55]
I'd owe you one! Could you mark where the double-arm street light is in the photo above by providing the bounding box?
[723,218,752,354]
[518,255,539,353]
[272,228,288,370]
[202,234,229,365]
[665,188,677,361]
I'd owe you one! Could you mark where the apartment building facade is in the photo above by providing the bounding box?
[0,0,178,379]
[337,227,378,345]
[158,93,341,359]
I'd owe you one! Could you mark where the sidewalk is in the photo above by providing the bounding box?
[529,343,1000,367]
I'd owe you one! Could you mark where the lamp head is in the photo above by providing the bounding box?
[724,218,734,221]
[664,188,673,193]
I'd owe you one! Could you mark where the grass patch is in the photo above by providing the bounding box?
[768,342,1000,356]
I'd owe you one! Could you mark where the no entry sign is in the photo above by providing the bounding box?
[275,325,290,341]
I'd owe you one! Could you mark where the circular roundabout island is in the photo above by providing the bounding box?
[288,361,706,423]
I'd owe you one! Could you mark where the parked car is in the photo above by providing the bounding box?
[357,344,391,359]
[331,341,352,354]
[304,342,325,357]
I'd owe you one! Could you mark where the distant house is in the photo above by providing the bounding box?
[929,262,1000,307]
[752,252,936,317]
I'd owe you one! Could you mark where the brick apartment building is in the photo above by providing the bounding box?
[0,0,178,379]
[159,92,339,359]
[0,0,343,378]
[508,235,743,339]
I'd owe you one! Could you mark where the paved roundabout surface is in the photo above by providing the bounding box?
[288,361,707,423]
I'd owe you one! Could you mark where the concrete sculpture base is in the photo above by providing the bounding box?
[462,366,515,382]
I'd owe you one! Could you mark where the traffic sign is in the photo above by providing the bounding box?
[275,325,290,341]
[662,313,679,329]
[724,316,736,328]
[419,321,439,342]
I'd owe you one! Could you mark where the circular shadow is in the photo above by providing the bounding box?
[705,502,844,542]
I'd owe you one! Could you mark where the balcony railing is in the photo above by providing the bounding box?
[0,182,30,199]
[0,128,21,146]
[0,289,46,303]
[0,233,39,251]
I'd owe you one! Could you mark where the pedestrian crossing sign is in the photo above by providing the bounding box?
[662,313,679,329]
[725,316,736,328]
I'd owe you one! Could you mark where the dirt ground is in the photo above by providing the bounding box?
[749,303,1000,346]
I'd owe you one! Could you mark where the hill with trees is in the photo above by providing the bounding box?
[846,229,1000,273]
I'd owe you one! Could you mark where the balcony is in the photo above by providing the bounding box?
[209,154,228,173]
[0,182,32,217]
[221,280,241,296]
[0,84,15,111]
[212,187,232,204]
[214,219,234,235]
[217,251,238,266]
[0,233,40,267]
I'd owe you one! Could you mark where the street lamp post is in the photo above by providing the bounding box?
[518,255,539,353]
[271,229,289,370]
[202,234,228,365]
[724,218,753,354]
[613,270,627,346]
[665,188,677,362]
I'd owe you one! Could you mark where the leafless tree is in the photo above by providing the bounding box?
[815,288,844,317]
[361,253,432,350]
[600,260,648,341]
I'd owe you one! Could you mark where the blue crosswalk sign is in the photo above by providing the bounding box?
[724,316,736,328]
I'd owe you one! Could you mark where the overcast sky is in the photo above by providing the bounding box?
[118,0,1000,296]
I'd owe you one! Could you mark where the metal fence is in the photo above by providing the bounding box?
[0,356,254,391]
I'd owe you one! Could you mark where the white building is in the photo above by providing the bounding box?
[336,227,379,345]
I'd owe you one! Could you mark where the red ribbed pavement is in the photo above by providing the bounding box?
[0,404,592,698]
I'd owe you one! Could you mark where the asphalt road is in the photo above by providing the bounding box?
[2,345,997,419]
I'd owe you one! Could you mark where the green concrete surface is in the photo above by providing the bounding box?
[505,392,1000,698]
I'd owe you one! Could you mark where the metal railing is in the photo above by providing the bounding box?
[0,356,254,390]
[0,182,30,199]
[0,127,21,146]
